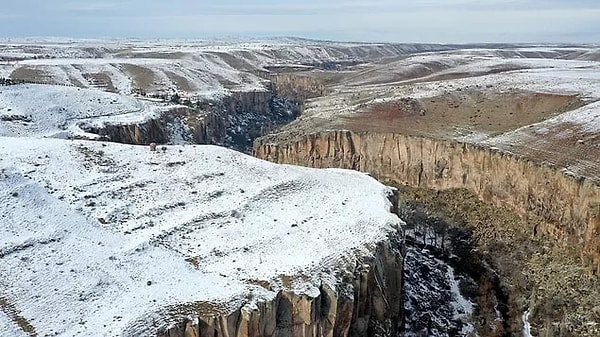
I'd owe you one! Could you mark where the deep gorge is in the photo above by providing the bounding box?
[253,130,600,336]
[74,74,600,336]
[80,74,326,153]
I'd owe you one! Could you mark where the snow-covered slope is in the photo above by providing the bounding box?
[0,84,166,139]
[0,39,466,97]
[0,137,400,336]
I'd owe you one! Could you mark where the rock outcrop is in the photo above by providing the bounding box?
[267,74,327,102]
[82,90,298,152]
[159,232,404,337]
[81,106,226,145]
[254,130,600,273]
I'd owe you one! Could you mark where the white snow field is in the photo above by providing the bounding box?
[0,38,452,97]
[0,136,400,336]
[0,84,164,139]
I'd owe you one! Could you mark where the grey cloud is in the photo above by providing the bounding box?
[0,0,598,43]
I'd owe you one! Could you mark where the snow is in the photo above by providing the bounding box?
[0,313,28,337]
[483,100,600,147]
[523,310,533,337]
[0,136,400,336]
[403,247,475,337]
[294,47,600,129]
[0,39,458,97]
[447,265,475,336]
[0,84,159,138]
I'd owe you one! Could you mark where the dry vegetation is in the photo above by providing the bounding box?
[394,184,600,337]
[345,90,584,139]
[0,296,37,336]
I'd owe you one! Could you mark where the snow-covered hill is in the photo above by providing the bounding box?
[0,137,400,336]
[0,84,167,139]
[0,39,456,97]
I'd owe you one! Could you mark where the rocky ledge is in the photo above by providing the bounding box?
[160,237,404,337]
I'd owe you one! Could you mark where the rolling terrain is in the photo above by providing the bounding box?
[2,38,600,336]
[254,45,600,336]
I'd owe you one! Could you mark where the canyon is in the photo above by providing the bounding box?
[2,40,600,336]
[254,46,600,336]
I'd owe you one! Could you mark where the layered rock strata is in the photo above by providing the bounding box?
[160,236,404,337]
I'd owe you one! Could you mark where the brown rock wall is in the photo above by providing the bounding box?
[254,130,600,272]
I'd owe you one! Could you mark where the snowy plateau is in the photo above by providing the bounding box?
[0,137,400,336]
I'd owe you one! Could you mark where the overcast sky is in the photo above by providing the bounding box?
[1,0,599,43]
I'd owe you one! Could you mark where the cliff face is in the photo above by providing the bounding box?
[221,91,299,152]
[267,74,327,102]
[83,107,226,145]
[81,90,290,151]
[254,131,600,273]
[80,75,325,151]
[159,234,404,337]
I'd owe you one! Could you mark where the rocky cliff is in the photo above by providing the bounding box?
[77,72,328,151]
[159,233,404,337]
[267,74,327,102]
[82,106,226,145]
[81,90,296,152]
[254,130,600,273]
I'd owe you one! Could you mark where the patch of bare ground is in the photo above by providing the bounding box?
[0,296,37,336]
[394,185,600,337]
[344,60,530,87]
[163,70,193,92]
[120,64,157,92]
[82,72,117,93]
[499,122,600,182]
[344,90,584,139]
[402,64,531,86]
[10,67,53,84]
[207,52,258,72]
[114,51,186,59]
[344,60,453,86]
[211,74,241,90]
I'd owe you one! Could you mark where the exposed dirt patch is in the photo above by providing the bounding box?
[345,90,584,139]
[208,52,258,72]
[343,60,530,87]
[163,70,193,92]
[114,51,186,60]
[120,64,156,92]
[10,67,53,84]
[502,122,600,181]
[345,60,454,86]
[403,64,531,86]
[82,72,117,93]
[0,296,37,336]
[0,114,32,122]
